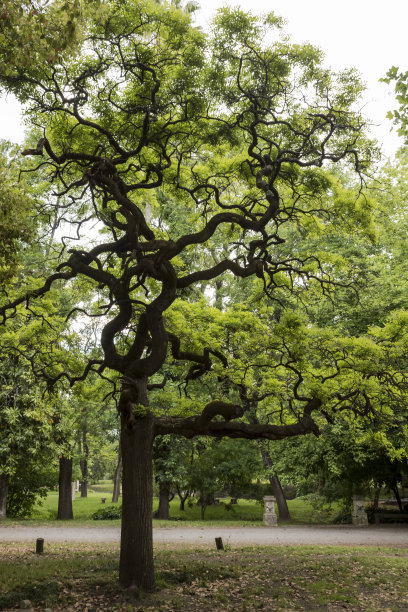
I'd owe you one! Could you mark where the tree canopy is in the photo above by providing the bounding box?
[0,0,394,592]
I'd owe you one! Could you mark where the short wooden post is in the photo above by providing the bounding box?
[36,538,44,554]
[215,537,224,550]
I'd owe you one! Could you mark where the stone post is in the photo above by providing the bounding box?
[71,482,76,501]
[352,495,368,526]
[263,495,277,527]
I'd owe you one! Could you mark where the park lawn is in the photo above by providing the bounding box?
[10,490,339,527]
[3,489,340,527]
[0,542,407,611]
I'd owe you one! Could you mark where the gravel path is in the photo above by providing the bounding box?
[0,525,407,547]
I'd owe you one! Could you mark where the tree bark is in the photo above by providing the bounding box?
[112,445,122,504]
[0,473,8,520]
[176,484,190,511]
[156,481,170,519]
[373,483,381,511]
[259,447,291,520]
[392,482,403,511]
[57,456,73,520]
[119,380,155,591]
[80,429,89,498]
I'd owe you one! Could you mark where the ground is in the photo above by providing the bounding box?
[0,524,408,546]
[0,528,408,611]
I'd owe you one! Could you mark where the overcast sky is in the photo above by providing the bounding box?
[1,0,407,158]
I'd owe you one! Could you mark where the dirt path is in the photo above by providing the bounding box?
[0,524,407,547]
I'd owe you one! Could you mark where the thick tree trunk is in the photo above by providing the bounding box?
[112,445,122,504]
[57,456,73,520]
[269,473,291,520]
[156,481,170,519]
[0,473,8,520]
[119,381,155,591]
[259,447,291,520]
[80,429,89,498]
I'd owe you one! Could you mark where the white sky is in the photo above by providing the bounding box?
[1,0,407,158]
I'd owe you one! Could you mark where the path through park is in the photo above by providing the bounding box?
[0,524,407,546]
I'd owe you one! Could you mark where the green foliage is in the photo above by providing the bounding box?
[6,460,58,519]
[382,66,408,141]
[0,356,58,517]
[0,140,34,282]
[91,504,122,520]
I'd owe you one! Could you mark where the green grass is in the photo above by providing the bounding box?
[4,486,340,527]
[1,542,407,611]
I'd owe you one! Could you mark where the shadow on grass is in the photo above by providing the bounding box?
[0,580,61,610]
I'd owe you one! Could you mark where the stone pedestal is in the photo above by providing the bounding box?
[263,496,277,527]
[352,495,368,526]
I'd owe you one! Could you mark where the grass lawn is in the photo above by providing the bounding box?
[0,542,407,611]
[3,488,338,527]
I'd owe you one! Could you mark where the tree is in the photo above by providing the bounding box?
[0,354,57,519]
[0,1,379,591]
[0,140,35,283]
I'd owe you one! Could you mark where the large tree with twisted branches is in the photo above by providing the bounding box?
[0,0,378,590]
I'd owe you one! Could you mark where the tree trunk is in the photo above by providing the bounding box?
[259,447,291,520]
[0,473,8,520]
[373,483,381,511]
[119,380,155,591]
[392,482,403,511]
[57,456,73,520]
[156,481,170,519]
[176,484,190,511]
[80,429,89,498]
[269,473,291,520]
[112,445,122,504]
[200,496,207,520]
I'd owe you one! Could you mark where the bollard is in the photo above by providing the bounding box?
[36,538,44,554]
[215,537,224,550]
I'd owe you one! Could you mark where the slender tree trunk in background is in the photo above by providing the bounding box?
[57,456,73,520]
[259,447,291,520]
[176,485,190,511]
[373,483,381,511]
[199,492,211,520]
[112,445,122,503]
[392,482,403,511]
[156,481,171,519]
[80,429,89,498]
[0,473,8,520]
[119,379,155,591]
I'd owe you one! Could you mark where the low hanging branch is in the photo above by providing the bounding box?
[155,398,321,440]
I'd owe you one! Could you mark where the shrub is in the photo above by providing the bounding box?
[92,505,122,520]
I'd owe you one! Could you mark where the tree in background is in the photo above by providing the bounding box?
[0,355,58,519]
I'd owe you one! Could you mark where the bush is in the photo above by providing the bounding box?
[365,505,408,524]
[92,504,122,520]
[7,461,58,518]
[332,509,352,524]
[282,484,297,500]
